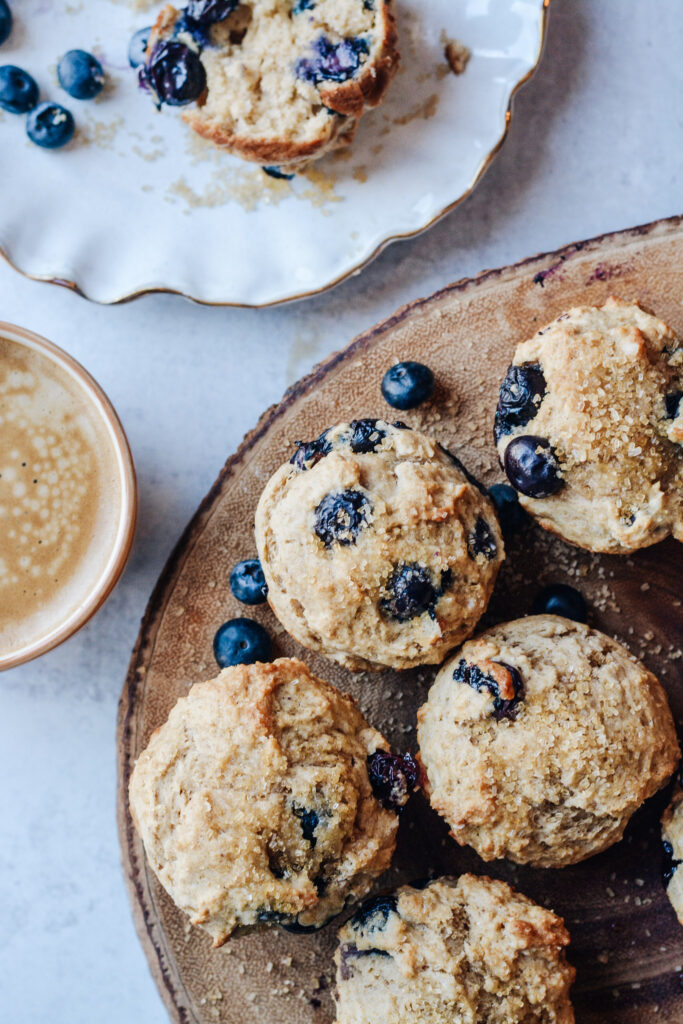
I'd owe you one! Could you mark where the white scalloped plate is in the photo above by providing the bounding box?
[0,0,548,306]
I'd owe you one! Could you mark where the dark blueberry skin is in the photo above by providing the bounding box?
[665,390,682,419]
[367,750,420,812]
[494,364,547,443]
[314,489,371,547]
[229,558,268,605]
[144,40,206,106]
[349,892,398,932]
[504,435,563,499]
[0,66,39,114]
[129,26,153,68]
[381,563,449,622]
[532,583,587,623]
[0,0,12,46]
[348,418,386,453]
[213,617,272,667]
[381,361,435,411]
[58,50,105,100]
[296,35,369,85]
[186,0,239,23]
[257,908,331,933]
[293,806,319,846]
[26,102,75,149]
[454,658,524,721]
[292,0,315,11]
[262,165,295,180]
[291,429,332,470]
[467,516,497,561]
[488,483,528,537]
[663,840,681,887]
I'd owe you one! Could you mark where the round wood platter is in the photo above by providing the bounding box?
[118,215,683,1024]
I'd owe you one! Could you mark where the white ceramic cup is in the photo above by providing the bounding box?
[0,322,137,670]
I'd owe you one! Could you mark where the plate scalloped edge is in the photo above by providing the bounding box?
[0,0,551,308]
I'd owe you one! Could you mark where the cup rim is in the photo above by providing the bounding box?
[0,321,137,671]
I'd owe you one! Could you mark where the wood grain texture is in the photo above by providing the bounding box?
[117,215,683,1024]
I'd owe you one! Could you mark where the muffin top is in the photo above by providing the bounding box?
[255,419,504,671]
[334,875,575,1024]
[494,297,682,552]
[417,615,679,867]
[129,657,407,945]
[662,781,683,927]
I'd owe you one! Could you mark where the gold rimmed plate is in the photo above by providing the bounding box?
[2,0,548,306]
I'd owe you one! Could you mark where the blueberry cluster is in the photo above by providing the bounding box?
[1,8,106,149]
[136,1,238,107]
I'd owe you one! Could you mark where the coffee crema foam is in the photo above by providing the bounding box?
[0,337,123,658]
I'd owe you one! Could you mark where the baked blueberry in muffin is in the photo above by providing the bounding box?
[334,875,576,1023]
[256,420,504,671]
[417,615,679,867]
[129,658,411,945]
[140,0,399,170]
[494,298,683,552]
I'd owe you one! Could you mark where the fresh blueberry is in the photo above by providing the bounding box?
[129,26,153,68]
[381,361,435,411]
[229,558,268,605]
[0,1,12,46]
[0,66,38,114]
[665,391,682,419]
[349,892,398,932]
[381,563,443,622]
[494,364,546,442]
[504,435,563,499]
[348,418,386,453]
[314,489,371,547]
[532,583,587,623]
[26,102,75,149]
[144,40,206,106]
[58,50,105,100]
[488,483,527,537]
[296,35,369,84]
[454,658,524,721]
[467,516,497,561]
[262,165,295,180]
[213,617,272,667]
[663,839,681,887]
[291,428,332,470]
[293,805,319,846]
[185,0,238,23]
[367,750,420,812]
[292,0,315,11]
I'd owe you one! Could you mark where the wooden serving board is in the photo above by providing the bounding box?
[117,215,683,1024]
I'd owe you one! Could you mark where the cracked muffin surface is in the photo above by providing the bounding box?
[417,615,679,867]
[129,657,403,945]
[662,782,683,926]
[255,419,504,671]
[143,0,399,168]
[334,875,576,1024]
[494,297,683,552]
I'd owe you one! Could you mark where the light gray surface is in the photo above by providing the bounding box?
[1,2,681,1021]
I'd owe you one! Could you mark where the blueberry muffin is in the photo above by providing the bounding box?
[142,0,399,170]
[417,615,679,868]
[255,419,504,672]
[494,298,683,552]
[129,657,417,945]
[662,781,683,926]
[334,875,576,1024]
